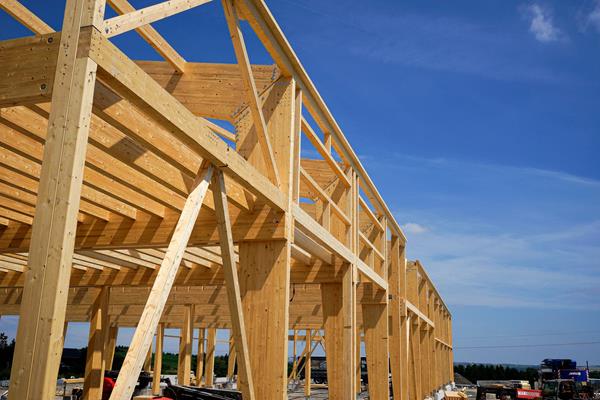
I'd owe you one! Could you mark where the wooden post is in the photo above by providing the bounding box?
[389,239,408,400]
[109,166,213,400]
[212,168,255,399]
[205,328,216,387]
[356,327,361,395]
[304,329,312,397]
[143,345,153,372]
[152,323,164,395]
[236,76,296,399]
[227,335,236,380]
[409,316,422,400]
[321,264,355,400]
[363,295,389,400]
[196,328,205,386]
[291,329,298,381]
[104,326,118,372]
[7,0,105,398]
[83,287,110,400]
[178,304,194,385]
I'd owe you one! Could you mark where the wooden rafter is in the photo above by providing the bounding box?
[107,0,187,73]
[0,0,53,35]
[104,0,212,38]
[222,0,280,187]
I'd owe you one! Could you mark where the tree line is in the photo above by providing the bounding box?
[454,363,539,386]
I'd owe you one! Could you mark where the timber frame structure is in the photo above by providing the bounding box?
[0,0,453,399]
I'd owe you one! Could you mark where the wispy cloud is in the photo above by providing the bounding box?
[402,222,428,235]
[277,2,567,84]
[588,0,600,33]
[367,153,600,310]
[523,3,563,43]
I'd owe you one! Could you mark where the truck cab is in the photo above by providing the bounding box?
[542,379,577,400]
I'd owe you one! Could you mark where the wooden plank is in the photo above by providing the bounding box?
[108,166,213,400]
[7,1,105,397]
[104,0,211,37]
[107,0,186,72]
[83,287,110,400]
[0,0,54,34]
[152,323,164,395]
[222,0,280,187]
[212,168,255,400]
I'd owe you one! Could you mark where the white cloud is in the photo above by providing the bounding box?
[525,4,562,43]
[588,0,600,32]
[402,222,428,235]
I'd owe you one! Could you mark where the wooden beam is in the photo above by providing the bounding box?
[301,118,350,188]
[83,287,110,400]
[222,0,280,187]
[7,1,105,398]
[109,166,213,400]
[152,323,164,395]
[0,0,53,34]
[237,0,406,242]
[107,0,186,72]
[103,0,211,37]
[87,30,287,211]
[212,168,255,400]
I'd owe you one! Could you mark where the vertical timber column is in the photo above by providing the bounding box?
[356,326,361,395]
[362,291,390,400]
[304,329,312,397]
[196,328,205,386]
[321,167,358,400]
[8,0,105,398]
[321,265,355,400]
[178,304,194,385]
[389,238,409,400]
[83,287,110,400]
[104,325,118,371]
[409,316,422,400]
[227,334,236,380]
[205,328,216,387]
[237,77,296,399]
[153,323,164,395]
[448,315,453,383]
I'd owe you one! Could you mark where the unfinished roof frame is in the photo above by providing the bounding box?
[0,0,453,399]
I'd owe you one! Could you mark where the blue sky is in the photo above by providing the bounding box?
[1,0,599,365]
